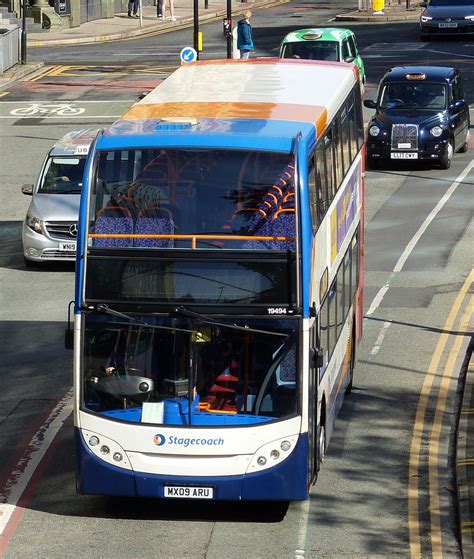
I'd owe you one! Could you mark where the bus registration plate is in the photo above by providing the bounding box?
[164,485,214,499]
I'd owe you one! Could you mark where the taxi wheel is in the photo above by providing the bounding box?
[439,139,453,170]
[458,129,469,153]
[366,156,379,170]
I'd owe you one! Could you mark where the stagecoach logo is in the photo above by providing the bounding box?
[154,434,166,446]
[69,223,78,237]
[154,434,225,448]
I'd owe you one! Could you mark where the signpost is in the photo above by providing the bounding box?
[180,47,198,64]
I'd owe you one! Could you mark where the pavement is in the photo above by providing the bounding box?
[2,2,473,556]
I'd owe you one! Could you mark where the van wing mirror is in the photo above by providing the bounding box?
[21,184,34,195]
[363,99,377,109]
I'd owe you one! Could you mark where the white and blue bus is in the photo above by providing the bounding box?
[70,58,365,501]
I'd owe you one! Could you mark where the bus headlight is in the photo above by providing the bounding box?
[26,214,44,235]
[369,125,380,137]
[430,126,443,137]
[82,429,132,470]
[247,436,298,473]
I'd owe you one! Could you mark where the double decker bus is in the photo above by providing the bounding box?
[70,58,364,501]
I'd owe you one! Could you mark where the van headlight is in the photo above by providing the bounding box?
[26,214,44,234]
[421,15,432,22]
[430,126,443,138]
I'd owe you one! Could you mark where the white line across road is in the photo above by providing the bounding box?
[366,158,474,355]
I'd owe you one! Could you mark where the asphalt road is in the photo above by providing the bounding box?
[1,4,473,558]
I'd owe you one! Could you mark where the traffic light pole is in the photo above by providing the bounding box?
[20,0,27,64]
[226,0,232,59]
[193,0,199,59]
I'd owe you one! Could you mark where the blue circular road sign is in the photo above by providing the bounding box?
[180,47,198,64]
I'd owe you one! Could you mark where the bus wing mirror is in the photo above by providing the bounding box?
[65,300,74,350]
[64,328,74,350]
[310,348,324,368]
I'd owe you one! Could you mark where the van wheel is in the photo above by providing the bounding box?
[439,139,453,169]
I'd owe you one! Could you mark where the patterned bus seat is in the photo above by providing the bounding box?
[134,207,175,248]
[94,206,134,248]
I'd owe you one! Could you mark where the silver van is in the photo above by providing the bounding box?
[21,129,98,267]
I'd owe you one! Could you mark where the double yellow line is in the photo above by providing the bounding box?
[408,270,474,557]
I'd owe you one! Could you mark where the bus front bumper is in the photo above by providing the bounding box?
[75,428,309,501]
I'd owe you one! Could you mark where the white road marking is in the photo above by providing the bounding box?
[370,321,392,356]
[0,391,73,536]
[367,159,474,357]
[294,498,311,558]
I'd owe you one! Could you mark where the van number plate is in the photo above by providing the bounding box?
[439,22,457,28]
[59,242,77,251]
[164,485,214,499]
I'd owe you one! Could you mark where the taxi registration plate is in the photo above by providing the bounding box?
[59,242,77,251]
[391,152,418,159]
[164,485,214,499]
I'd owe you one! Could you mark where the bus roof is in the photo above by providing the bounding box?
[120,58,358,137]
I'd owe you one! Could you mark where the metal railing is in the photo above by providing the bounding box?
[0,24,19,75]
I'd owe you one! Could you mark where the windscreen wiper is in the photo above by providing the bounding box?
[173,306,287,337]
[95,304,196,334]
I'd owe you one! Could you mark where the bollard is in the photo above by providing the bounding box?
[373,0,384,14]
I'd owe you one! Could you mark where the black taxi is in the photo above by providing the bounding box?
[364,66,470,169]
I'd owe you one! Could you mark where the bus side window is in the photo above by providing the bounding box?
[343,249,352,317]
[315,144,328,222]
[335,268,344,339]
[341,105,351,175]
[319,296,329,379]
[308,157,319,232]
[332,120,343,191]
[323,131,335,202]
[348,96,359,161]
[327,282,336,359]
[351,231,359,299]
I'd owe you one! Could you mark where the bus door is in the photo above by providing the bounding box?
[308,319,322,486]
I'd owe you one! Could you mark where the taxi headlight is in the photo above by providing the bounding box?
[430,126,443,137]
[421,15,433,22]
[26,214,44,235]
[369,125,380,137]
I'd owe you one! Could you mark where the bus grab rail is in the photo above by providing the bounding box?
[88,233,295,250]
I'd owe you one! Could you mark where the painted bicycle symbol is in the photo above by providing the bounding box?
[10,103,86,117]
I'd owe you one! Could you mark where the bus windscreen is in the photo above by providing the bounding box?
[89,148,296,251]
[82,316,298,426]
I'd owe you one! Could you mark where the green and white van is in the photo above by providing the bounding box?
[279,27,366,86]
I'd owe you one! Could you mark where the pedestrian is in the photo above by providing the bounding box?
[157,0,176,21]
[237,10,255,59]
[127,0,138,17]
